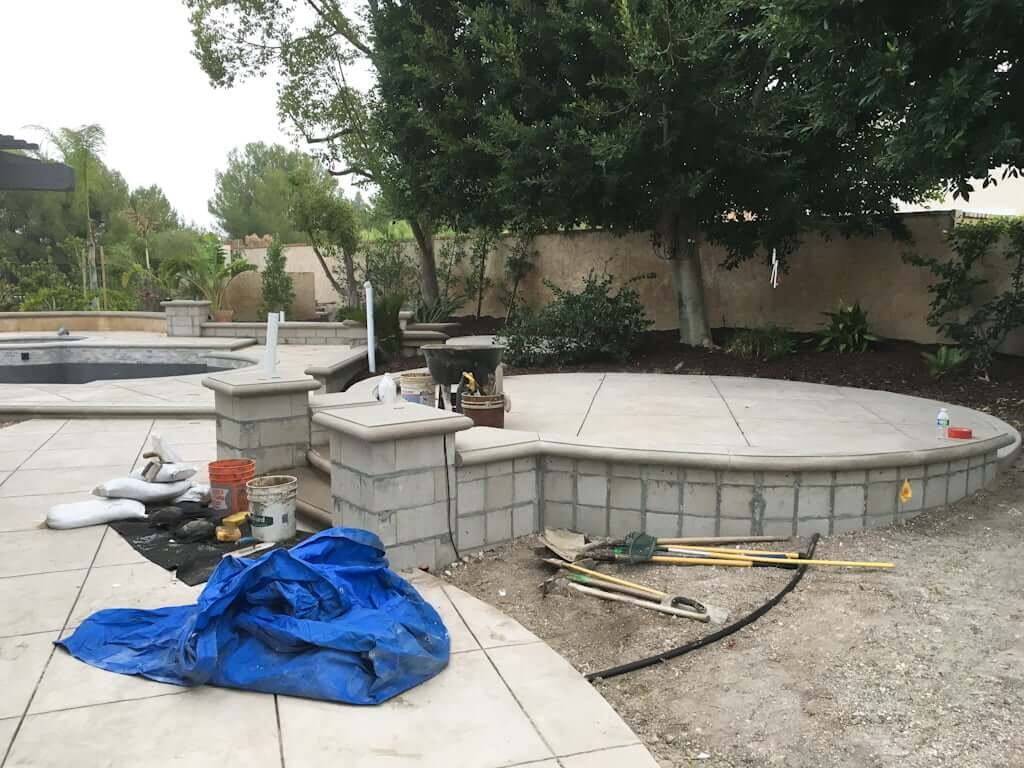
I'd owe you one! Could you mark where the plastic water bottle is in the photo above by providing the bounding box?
[378,373,398,406]
[936,407,949,440]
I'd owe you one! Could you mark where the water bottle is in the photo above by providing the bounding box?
[936,408,949,440]
[378,373,398,406]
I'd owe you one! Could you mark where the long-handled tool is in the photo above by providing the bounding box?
[543,558,709,621]
[596,548,894,570]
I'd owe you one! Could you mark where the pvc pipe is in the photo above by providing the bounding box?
[264,312,279,378]
[279,310,285,323]
[364,281,376,373]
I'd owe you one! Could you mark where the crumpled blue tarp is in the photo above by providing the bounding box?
[57,528,449,705]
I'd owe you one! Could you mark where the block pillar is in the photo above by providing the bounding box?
[313,402,473,571]
[162,300,210,337]
[203,369,321,473]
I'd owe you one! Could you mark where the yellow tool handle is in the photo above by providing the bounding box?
[667,545,798,558]
[547,559,667,597]
[649,556,753,567]
[656,552,894,569]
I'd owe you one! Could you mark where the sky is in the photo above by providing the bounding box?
[2,0,299,229]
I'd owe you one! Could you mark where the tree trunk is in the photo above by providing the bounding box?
[309,241,352,304]
[653,205,711,347]
[144,242,151,271]
[409,218,439,304]
[99,244,108,309]
[340,249,360,307]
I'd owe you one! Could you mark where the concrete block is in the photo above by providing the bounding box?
[370,470,436,511]
[609,478,642,510]
[235,395,294,421]
[967,467,984,494]
[331,466,367,507]
[799,471,833,486]
[797,486,832,518]
[611,463,642,478]
[484,460,514,477]
[457,465,486,483]
[926,462,949,477]
[900,465,926,479]
[762,518,795,537]
[682,483,716,517]
[762,471,796,487]
[397,502,448,542]
[721,470,755,486]
[719,485,754,519]
[543,502,574,530]
[984,461,999,489]
[833,515,864,534]
[543,472,573,503]
[512,504,537,538]
[949,458,969,474]
[545,456,574,472]
[681,515,717,537]
[796,517,831,537]
[459,514,485,549]
[868,468,899,483]
[833,486,866,519]
[376,511,398,546]
[458,479,485,515]
[835,470,866,485]
[866,482,898,518]
[719,517,752,536]
[514,472,537,503]
[645,466,679,482]
[341,440,396,475]
[609,508,642,538]
[514,456,537,472]
[761,486,795,520]
[216,417,243,448]
[576,475,608,507]
[486,508,513,543]
[968,454,985,468]
[257,417,308,448]
[684,468,716,484]
[386,543,417,572]
[248,444,299,473]
[214,392,237,420]
[645,512,681,538]
[898,478,923,512]
[333,499,367,529]
[434,467,456,505]
[576,460,607,476]
[647,480,681,513]
[947,471,967,503]
[575,505,608,537]
[486,474,515,510]
[924,475,948,508]
[395,435,445,471]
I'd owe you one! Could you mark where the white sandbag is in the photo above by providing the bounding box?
[46,498,146,530]
[149,433,184,464]
[131,462,196,483]
[93,477,194,503]
[173,484,210,504]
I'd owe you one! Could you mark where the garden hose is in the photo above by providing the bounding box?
[585,533,821,683]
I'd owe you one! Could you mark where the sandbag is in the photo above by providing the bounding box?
[47,498,147,530]
[57,528,449,704]
[131,462,196,483]
[93,477,194,503]
[149,433,184,464]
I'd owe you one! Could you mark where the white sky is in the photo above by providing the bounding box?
[2,0,299,229]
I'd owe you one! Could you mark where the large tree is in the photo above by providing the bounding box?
[124,185,179,270]
[371,0,1018,345]
[187,0,442,303]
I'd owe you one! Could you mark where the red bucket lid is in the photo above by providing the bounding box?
[947,426,973,439]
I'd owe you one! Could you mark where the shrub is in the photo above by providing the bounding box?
[415,236,467,322]
[816,302,878,353]
[498,271,652,366]
[906,217,1024,376]
[463,230,496,319]
[336,294,405,357]
[921,346,969,379]
[725,325,795,361]
[261,237,294,315]
[499,234,538,320]
[360,235,419,300]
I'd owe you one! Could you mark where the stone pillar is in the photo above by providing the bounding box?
[203,369,321,473]
[313,402,473,571]
[162,300,210,337]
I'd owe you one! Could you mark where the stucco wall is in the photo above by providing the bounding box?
[243,245,336,313]
[0,312,167,333]
[223,269,317,321]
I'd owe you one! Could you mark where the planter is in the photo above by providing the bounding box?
[461,393,505,429]
[211,309,234,323]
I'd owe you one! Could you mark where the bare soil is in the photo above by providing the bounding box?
[446,460,1024,767]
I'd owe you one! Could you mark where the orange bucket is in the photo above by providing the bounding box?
[208,458,256,513]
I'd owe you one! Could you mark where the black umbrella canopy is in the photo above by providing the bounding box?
[0,132,74,191]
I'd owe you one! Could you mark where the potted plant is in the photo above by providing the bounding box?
[163,237,255,322]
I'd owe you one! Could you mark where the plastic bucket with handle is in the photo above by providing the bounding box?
[246,475,298,542]
[400,372,436,405]
[208,459,256,513]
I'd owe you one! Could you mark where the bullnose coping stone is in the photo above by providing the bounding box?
[314,401,473,443]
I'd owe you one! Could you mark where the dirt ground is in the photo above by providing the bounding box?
[446,459,1024,768]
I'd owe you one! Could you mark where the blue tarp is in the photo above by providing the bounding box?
[58,528,449,705]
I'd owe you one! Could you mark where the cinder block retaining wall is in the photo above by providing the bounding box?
[455,457,540,551]
[201,322,367,345]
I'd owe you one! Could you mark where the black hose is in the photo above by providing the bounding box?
[585,533,821,682]
[442,433,461,562]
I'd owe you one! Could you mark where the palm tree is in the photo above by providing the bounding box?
[124,186,177,270]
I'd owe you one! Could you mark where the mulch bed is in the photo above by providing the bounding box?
[384,318,1024,435]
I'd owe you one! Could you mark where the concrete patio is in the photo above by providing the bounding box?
[0,417,657,768]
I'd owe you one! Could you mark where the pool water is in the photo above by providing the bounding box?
[0,362,228,385]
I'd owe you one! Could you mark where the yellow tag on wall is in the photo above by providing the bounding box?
[899,479,913,504]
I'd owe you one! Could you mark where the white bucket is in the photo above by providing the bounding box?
[246,475,298,542]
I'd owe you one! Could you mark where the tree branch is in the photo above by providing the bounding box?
[300,128,354,144]
[306,0,373,56]
[330,166,375,181]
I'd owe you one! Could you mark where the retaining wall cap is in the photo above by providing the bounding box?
[202,368,322,397]
[313,401,473,443]
[161,300,211,307]
[303,347,369,376]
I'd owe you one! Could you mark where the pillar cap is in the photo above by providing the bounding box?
[313,402,473,443]
[202,368,321,398]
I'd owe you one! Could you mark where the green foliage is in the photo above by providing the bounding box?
[817,303,878,353]
[210,143,329,242]
[360,236,418,301]
[463,231,496,319]
[499,272,653,366]
[335,295,405,357]
[726,326,796,362]
[921,346,969,380]
[162,235,255,311]
[906,218,1024,374]
[414,235,467,322]
[500,234,538,320]
[261,237,295,315]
